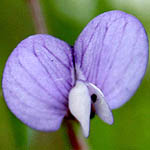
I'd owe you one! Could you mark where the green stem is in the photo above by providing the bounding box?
[27,0,47,33]
[65,120,82,150]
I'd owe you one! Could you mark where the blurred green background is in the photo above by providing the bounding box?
[0,0,150,150]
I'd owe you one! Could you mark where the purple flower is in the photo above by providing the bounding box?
[2,10,149,137]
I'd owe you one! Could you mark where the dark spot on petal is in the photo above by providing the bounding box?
[90,104,96,119]
[91,94,97,103]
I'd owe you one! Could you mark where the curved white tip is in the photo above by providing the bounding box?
[87,83,114,125]
[69,81,91,137]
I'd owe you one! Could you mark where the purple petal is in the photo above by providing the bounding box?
[2,34,73,131]
[74,10,149,109]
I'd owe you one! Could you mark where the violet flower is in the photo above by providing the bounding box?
[2,11,149,137]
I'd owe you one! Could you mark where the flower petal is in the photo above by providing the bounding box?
[87,83,113,124]
[69,81,91,137]
[2,34,74,131]
[74,10,149,109]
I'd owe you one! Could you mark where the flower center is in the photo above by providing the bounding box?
[68,80,113,137]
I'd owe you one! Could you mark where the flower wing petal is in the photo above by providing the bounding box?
[87,83,113,124]
[2,34,73,131]
[74,10,149,109]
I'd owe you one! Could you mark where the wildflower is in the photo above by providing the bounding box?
[2,10,148,137]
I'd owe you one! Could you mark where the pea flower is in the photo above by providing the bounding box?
[2,10,148,137]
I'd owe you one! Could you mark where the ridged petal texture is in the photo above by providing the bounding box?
[2,34,73,131]
[74,10,149,109]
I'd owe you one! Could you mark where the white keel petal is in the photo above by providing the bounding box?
[87,83,114,125]
[69,81,91,137]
